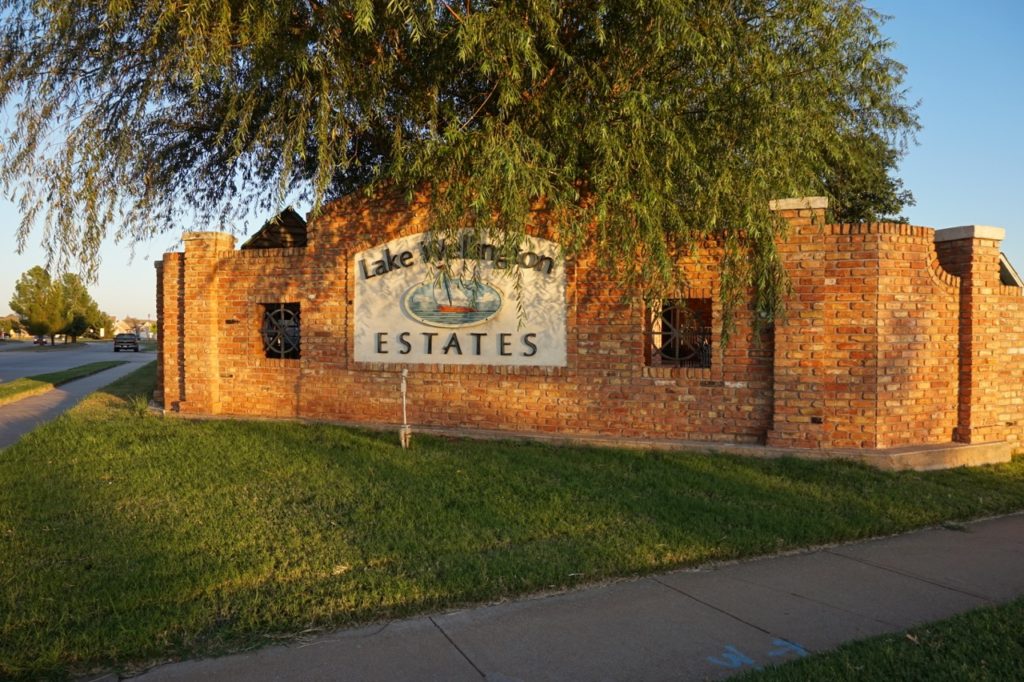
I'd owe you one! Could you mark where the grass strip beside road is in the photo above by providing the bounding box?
[0,361,128,407]
[739,597,1024,680]
[2,363,1024,679]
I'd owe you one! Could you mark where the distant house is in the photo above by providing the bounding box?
[113,318,156,339]
[1,313,29,339]
[111,319,134,335]
[239,208,308,250]
[137,322,156,340]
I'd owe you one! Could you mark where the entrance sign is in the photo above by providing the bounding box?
[354,232,567,366]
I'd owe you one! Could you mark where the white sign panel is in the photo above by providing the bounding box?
[354,232,567,366]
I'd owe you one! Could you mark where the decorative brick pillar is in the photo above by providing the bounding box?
[177,231,236,415]
[155,254,184,409]
[154,259,166,405]
[155,259,163,405]
[934,225,1005,443]
[765,197,831,448]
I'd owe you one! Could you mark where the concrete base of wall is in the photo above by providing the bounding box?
[156,405,1013,471]
[401,427,1012,472]
[822,441,1013,471]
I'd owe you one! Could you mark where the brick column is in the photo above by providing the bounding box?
[155,254,186,410]
[177,231,236,415]
[154,260,164,405]
[765,197,832,448]
[934,225,1005,443]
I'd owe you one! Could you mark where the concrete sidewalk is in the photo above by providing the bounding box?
[0,359,152,449]
[116,513,1024,682]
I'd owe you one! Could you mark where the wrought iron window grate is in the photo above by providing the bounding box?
[646,299,712,368]
[261,302,301,359]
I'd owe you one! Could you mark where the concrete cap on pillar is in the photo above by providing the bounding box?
[182,231,237,252]
[934,225,1005,242]
[768,196,829,211]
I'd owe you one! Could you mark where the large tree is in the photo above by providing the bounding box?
[56,273,108,341]
[0,0,917,328]
[9,267,109,343]
[9,266,64,342]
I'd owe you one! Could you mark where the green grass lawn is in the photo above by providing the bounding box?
[2,363,1024,680]
[739,597,1024,681]
[0,361,127,406]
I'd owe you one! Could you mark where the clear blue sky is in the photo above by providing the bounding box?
[1,1,1023,320]
[871,0,1024,267]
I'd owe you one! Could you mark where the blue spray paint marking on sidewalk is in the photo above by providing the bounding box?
[707,645,761,670]
[707,639,808,670]
[768,639,808,659]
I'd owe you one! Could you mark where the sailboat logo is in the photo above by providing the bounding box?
[403,277,503,328]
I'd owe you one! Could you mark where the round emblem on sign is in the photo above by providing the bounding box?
[403,277,503,328]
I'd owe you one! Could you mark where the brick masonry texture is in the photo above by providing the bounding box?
[156,196,1024,454]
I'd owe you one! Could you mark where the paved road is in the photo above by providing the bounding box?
[0,351,155,449]
[107,513,1024,682]
[0,341,151,382]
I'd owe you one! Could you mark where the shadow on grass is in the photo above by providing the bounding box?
[2,363,1024,679]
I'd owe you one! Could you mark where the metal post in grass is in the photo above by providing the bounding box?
[399,368,411,449]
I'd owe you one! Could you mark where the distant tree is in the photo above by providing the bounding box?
[56,273,105,342]
[64,313,90,343]
[9,266,63,343]
[9,266,106,343]
[823,130,915,223]
[89,311,115,339]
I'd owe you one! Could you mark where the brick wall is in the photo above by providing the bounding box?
[874,226,960,446]
[155,197,1023,453]
[936,227,1024,449]
[766,204,959,449]
[993,287,1024,450]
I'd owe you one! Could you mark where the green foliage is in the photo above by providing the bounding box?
[9,266,62,339]
[8,266,110,341]
[824,130,915,223]
[92,311,115,339]
[740,598,1024,681]
[64,313,90,342]
[127,393,151,417]
[0,1,917,328]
